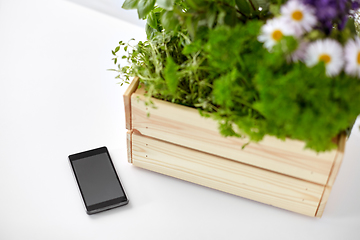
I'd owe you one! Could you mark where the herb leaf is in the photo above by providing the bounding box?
[156,0,175,11]
[122,0,139,9]
[164,56,179,94]
[137,0,155,19]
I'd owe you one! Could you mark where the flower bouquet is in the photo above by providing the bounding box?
[113,0,360,152]
[111,0,360,216]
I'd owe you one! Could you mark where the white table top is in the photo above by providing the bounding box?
[1,0,360,239]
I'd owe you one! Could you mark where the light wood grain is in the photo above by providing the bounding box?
[125,77,346,217]
[315,186,331,218]
[327,134,346,187]
[131,88,338,185]
[131,133,325,217]
[315,134,346,218]
[127,130,133,163]
[123,77,139,130]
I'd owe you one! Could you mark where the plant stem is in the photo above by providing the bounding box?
[248,0,256,12]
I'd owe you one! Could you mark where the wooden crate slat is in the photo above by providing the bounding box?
[315,134,346,218]
[131,133,325,217]
[326,134,346,188]
[123,77,139,130]
[131,89,338,185]
[127,130,133,163]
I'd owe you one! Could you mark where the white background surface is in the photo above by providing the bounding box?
[1,0,360,239]
[66,0,146,27]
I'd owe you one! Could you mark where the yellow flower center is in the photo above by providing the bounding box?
[272,30,283,41]
[357,52,360,65]
[319,54,331,64]
[292,10,303,21]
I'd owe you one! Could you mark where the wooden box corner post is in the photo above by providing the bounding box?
[123,77,139,130]
[123,77,346,218]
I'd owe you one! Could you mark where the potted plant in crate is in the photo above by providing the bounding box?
[111,0,360,217]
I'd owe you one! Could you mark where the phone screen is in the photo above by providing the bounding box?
[69,147,128,214]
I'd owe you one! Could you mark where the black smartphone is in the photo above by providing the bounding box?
[68,146,129,215]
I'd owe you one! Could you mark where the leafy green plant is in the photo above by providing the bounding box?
[112,0,360,152]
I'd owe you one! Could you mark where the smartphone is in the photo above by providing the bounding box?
[68,146,129,215]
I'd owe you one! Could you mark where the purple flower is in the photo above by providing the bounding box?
[301,0,360,33]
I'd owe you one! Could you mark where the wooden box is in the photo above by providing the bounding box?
[124,77,346,217]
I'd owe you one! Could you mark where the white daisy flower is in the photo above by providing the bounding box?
[258,18,296,51]
[344,36,360,78]
[305,39,344,77]
[280,0,317,35]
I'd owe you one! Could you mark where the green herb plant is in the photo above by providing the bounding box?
[111,0,360,152]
